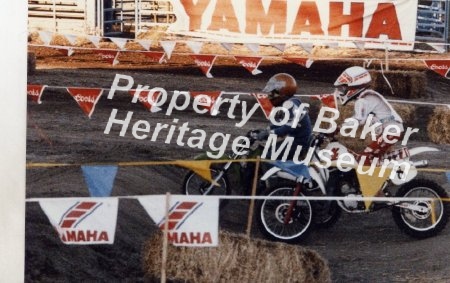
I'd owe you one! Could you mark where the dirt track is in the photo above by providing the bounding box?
[26,56,450,282]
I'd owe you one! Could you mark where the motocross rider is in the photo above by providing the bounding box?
[334,66,404,164]
[255,73,312,160]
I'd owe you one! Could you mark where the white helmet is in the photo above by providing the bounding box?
[334,66,371,105]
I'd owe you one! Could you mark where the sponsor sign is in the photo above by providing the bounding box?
[138,195,219,247]
[128,89,163,112]
[423,60,450,79]
[252,93,273,119]
[67,88,103,118]
[283,57,314,68]
[189,91,223,114]
[169,0,418,51]
[93,49,120,66]
[234,56,263,75]
[39,198,118,245]
[190,54,217,78]
[27,84,47,104]
[142,51,166,64]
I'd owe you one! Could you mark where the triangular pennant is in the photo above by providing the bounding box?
[128,89,163,112]
[244,43,260,54]
[160,41,177,59]
[109,37,128,50]
[325,42,339,49]
[186,41,204,54]
[272,43,286,52]
[220,42,233,52]
[67,88,103,118]
[251,93,273,119]
[190,54,217,78]
[93,49,120,66]
[311,93,338,110]
[64,34,78,45]
[234,56,263,75]
[353,41,365,50]
[283,57,314,68]
[142,51,166,64]
[39,198,118,245]
[137,39,153,51]
[174,160,217,185]
[38,31,53,45]
[27,84,47,104]
[54,47,74,56]
[87,35,101,48]
[138,195,219,247]
[299,42,314,54]
[423,59,450,79]
[356,167,392,210]
[81,165,118,197]
[190,91,222,114]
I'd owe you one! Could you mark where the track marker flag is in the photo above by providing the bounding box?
[311,93,338,110]
[251,93,273,119]
[109,37,128,50]
[283,57,314,68]
[67,88,103,118]
[39,198,118,245]
[138,195,219,247]
[142,51,166,64]
[234,56,263,75]
[423,59,450,79]
[27,84,47,104]
[186,40,204,54]
[189,91,222,114]
[137,39,152,51]
[190,55,217,78]
[38,30,53,45]
[93,49,120,66]
[160,41,177,60]
[81,165,118,197]
[128,89,163,112]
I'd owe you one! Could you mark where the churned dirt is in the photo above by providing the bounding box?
[26,44,450,282]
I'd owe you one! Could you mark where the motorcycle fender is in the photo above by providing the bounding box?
[408,147,439,157]
[308,167,327,195]
[261,166,282,181]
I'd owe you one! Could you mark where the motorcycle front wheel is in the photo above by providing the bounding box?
[392,179,449,239]
[257,186,313,243]
[182,168,231,207]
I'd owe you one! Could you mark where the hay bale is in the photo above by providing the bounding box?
[370,70,427,99]
[143,231,331,283]
[427,107,450,144]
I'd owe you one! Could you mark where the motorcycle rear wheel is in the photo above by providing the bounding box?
[182,169,231,207]
[392,179,449,239]
[257,186,313,243]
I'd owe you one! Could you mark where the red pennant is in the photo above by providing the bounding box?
[190,54,217,78]
[54,47,74,56]
[311,93,337,109]
[128,89,162,112]
[189,91,222,115]
[251,93,273,119]
[27,84,47,104]
[423,60,450,78]
[67,88,103,118]
[93,50,120,65]
[283,57,314,68]
[234,56,263,75]
[142,51,166,63]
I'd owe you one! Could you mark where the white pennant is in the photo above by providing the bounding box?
[160,41,177,59]
[38,31,53,45]
[245,43,260,54]
[87,35,101,48]
[64,34,78,45]
[325,42,339,48]
[220,42,233,52]
[299,42,314,54]
[138,40,152,51]
[272,43,286,52]
[428,43,446,53]
[109,37,128,50]
[186,41,204,54]
[353,41,365,50]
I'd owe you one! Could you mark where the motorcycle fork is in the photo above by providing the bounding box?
[284,182,302,224]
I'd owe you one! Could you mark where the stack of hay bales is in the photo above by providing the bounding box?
[370,70,427,99]
[427,107,450,144]
[143,232,331,282]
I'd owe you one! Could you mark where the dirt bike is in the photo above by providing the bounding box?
[257,132,449,243]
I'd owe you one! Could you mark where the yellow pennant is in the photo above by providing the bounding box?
[356,166,392,210]
[174,160,218,186]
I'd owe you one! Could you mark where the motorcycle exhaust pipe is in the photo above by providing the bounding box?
[412,160,428,168]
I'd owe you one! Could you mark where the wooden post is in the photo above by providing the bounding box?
[246,157,261,238]
[161,192,171,283]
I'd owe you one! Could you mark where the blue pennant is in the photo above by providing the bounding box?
[81,165,118,197]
